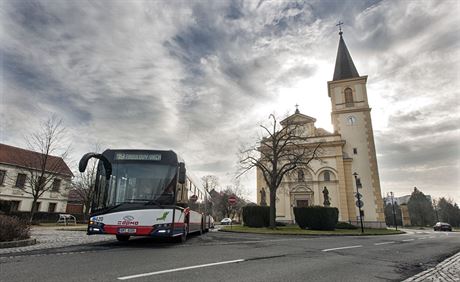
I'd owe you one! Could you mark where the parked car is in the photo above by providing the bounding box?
[220,218,232,225]
[433,222,452,231]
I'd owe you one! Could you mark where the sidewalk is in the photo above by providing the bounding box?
[404,252,460,282]
[0,225,114,255]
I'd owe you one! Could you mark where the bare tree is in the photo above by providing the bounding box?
[16,115,72,222]
[71,144,102,219]
[201,175,219,192]
[239,114,321,228]
[214,180,248,222]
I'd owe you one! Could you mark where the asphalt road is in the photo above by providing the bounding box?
[1,228,459,282]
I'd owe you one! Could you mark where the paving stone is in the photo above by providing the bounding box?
[0,226,114,255]
[404,252,460,282]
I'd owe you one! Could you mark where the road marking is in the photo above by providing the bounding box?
[429,236,435,239]
[418,237,427,240]
[118,259,245,280]
[322,245,363,252]
[374,241,395,245]
[402,239,414,242]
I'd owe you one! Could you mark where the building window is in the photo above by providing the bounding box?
[353,148,358,155]
[10,201,20,212]
[324,171,331,181]
[0,170,5,185]
[48,203,57,213]
[15,173,27,188]
[52,179,61,192]
[297,170,305,182]
[344,88,354,107]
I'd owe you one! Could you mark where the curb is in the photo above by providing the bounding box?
[403,252,460,281]
[219,229,405,236]
[0,238,37,249]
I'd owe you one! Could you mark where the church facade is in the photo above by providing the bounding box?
[256,31,385,228]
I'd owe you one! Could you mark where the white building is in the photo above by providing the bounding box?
[0,143,73,213]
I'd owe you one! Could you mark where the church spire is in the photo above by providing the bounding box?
[332,25,359,81]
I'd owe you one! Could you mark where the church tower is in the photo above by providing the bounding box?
[327,30,385,225]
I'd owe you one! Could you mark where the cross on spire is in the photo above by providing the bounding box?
[295,104,300,114]
[336,21,344,35]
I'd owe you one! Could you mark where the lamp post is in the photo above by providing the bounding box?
[389,192,398,231]
[353,172,364,233]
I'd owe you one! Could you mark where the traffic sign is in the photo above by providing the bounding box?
[228,195,237,205]
[355,200,364,208]
[355,192,362,199]
[190,195,198,202]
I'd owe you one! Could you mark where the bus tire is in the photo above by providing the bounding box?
[177,223,188,243]
[116,235,130,242]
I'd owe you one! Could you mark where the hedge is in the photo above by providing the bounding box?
[242,205,270,227]
[293,206,339,230]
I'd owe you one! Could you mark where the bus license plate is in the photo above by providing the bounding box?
[118,228,136,234]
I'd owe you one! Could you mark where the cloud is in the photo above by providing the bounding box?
[1,0,459,203]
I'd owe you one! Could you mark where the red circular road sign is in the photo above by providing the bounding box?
[228,195,237,205]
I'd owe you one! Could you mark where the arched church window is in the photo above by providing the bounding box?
[344,88,354,107]
[297,170,305,182]
[324,171,331,181]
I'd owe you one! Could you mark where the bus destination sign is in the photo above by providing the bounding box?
[115,153,162,161]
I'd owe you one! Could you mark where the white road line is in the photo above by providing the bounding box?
[118,259,245,280]
[374,241,395,245]
[322,245,363,252]
[429,236,435,239]
[418,237,427,240]
[402,239,414,242]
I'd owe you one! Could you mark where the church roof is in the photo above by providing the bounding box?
[280,111,316,126]
[333,32,359,81]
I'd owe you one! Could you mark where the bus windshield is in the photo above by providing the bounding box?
[103,162,177,207]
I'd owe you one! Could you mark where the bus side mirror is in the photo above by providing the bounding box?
[178,162,186,184]
[79,153,112,180]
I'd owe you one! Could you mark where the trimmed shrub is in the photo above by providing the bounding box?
[242,206,270,227]
[336,221,357,229]
[293,206,339,230]
[276,221,287,227]
[0,215,31,242]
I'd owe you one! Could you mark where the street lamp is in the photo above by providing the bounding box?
[388,192,398,231]
[353,172,364,233]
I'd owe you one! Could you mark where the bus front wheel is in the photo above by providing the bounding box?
[116,235,130,242]
[178,223,188,243]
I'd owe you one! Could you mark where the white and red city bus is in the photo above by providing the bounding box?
[79,149,213,242]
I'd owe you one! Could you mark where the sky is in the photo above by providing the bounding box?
[1,0,459,203]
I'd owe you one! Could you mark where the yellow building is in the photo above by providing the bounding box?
[256,31,385,228]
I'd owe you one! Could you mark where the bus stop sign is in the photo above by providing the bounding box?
[228,196,237,205]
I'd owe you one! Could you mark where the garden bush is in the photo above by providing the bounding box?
[336,221,357,229]
[293,206,339,230]
[242,205,270,227]
[0,215,30,242]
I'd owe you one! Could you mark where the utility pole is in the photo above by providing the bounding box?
[353,172,364,233]
[433,199,439,222]
[389,192,398,231]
